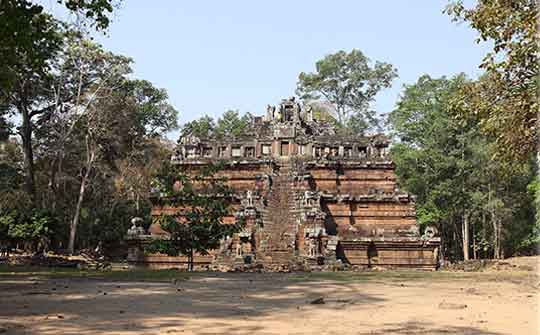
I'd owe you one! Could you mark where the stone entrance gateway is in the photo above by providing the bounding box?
[127,97,440,271]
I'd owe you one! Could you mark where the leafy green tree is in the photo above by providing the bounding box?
[445,0,538,162]
[0,0,118,98]
[14,33,178,254]
[215,110,251,138]
[180,111,252,140]
[147,163,243,271]
[124,80,178,137]
[296,49,397,132]
[180,115,215,139]
[389,74,536,260]
[0,2,183,255]
[0,209,57,251]
[3,29,130,204]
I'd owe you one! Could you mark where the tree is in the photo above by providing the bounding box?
[3,28,127,205]
[147,163,243,271]
[388,74,535,260]
[20,32,178,254]
[41,34,132,254]
[114,138,175,216]
[64,61,178,254]
[1,2,183,255]
[180,111,251,140]
[124,80,178,137]
[0,0,118,97]
[445,0,538,162]
[215,110,251,138]
[180,115,215,139]
[296,49,397,132]
[1,0,121,203]
[0,209,57,252]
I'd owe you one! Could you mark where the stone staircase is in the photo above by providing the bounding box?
[257,162,299,267]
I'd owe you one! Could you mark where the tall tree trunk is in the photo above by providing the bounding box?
[19,106,36,203]
[462,212,470,261]
[492,217,499,259]
[135,192,140,215]
[488,183,496,259]
[67,136,95,255]
[494,219,502,259]
[188,248,194,272]
[439,222,446,265]
[452,223,457,260]
[481,210,486,259]
[472,217,477,260]
[48,157,58,211]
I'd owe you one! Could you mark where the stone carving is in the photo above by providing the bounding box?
[246,190,254,208]
[423,226,438,239]
[127,217,145,237]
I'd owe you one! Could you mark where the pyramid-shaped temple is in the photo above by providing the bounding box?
[127,97,440,270]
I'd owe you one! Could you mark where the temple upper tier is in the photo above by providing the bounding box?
[172,97,390,163]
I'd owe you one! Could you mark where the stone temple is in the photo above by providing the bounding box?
[127,97,440,270]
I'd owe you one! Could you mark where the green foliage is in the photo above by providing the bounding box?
[0,209,56,243]
[1,26,177,252]
[215,110,251,138]
[62,0,117,30]
[0,0,118,101]
[0,1,62,98]
[296,49,397,131]
[389,74,536,259]
[180,110,252,139]
[147,162,243,270]
[181,115,215,139]
[520,175,540,251]
[123,79,179,136]
[445,0,538,161]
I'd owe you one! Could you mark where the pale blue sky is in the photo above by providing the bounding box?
[74,1,487,137]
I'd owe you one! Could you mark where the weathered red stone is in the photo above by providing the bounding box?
[128,97,440,270]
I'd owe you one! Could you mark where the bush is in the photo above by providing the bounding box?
[0,209,57,251]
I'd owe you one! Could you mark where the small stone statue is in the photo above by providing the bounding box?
[127,217,145,236]
[306,105,314,122]
[235,242,242,257]
[246,190,254,207]
[423,226,438,239]
[127,223,138,236]
[266,105,276,121]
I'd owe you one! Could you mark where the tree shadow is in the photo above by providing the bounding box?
[0,272,527,335]
[0,272,384,334]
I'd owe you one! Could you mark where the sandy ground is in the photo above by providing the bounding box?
[0,268,538,335]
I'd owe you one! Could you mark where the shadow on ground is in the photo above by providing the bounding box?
[1,272,380,334]
[0,271,526,334]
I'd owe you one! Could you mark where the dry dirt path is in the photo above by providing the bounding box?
[0,270,538,335]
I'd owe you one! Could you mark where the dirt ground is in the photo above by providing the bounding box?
[0,260,538,335]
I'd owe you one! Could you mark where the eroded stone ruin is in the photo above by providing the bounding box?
[127,97,440,270]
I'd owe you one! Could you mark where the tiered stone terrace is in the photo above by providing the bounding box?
[127,97,440,270]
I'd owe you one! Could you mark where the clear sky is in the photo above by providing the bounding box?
[84,1,488,138]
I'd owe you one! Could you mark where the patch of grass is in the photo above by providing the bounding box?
[0,265,191,282]
[0,264,535,285]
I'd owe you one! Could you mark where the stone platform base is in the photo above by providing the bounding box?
[340,237,440,269]
[127,236,440,271]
